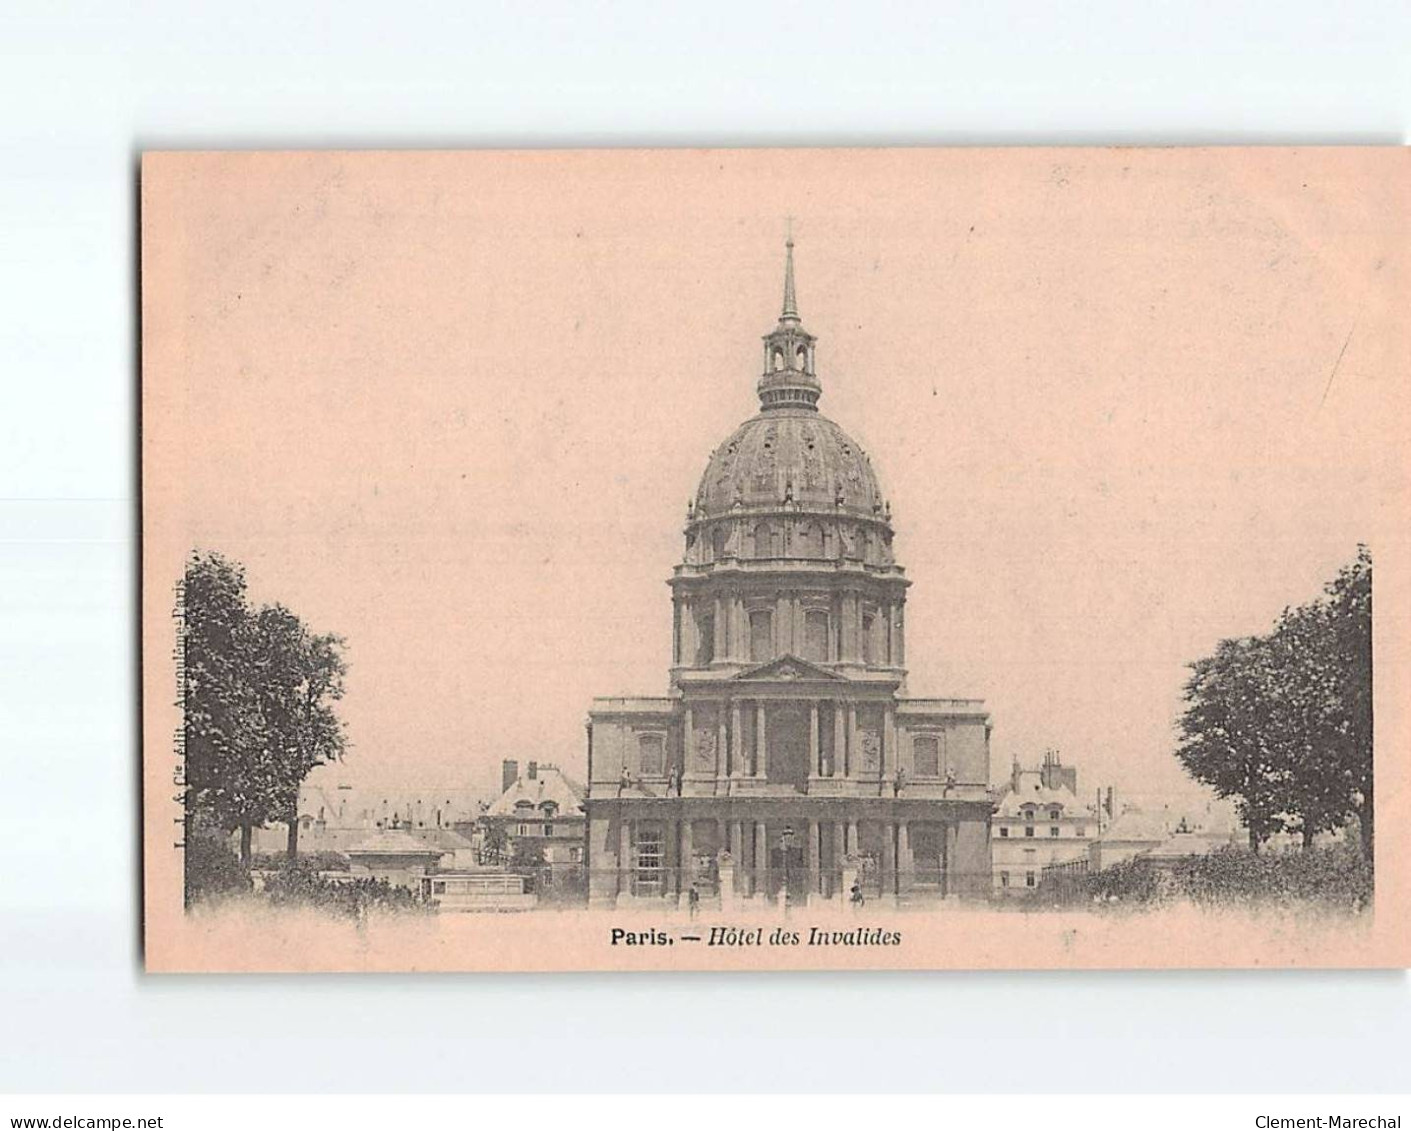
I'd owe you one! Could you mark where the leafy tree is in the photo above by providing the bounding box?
[248,604,348,859]
[184,552,274,864]
[1272,547,1372,854]
[182,551,349,868]
[1175,635,1287,852]
[1176,547,1372,858]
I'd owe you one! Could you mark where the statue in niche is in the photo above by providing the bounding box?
[693,729,716,771]
[860,732,881,771]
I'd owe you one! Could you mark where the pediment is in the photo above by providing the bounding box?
[731,654,846,682]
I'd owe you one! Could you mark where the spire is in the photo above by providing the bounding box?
[781,235,799,321]
[757,232,820,411]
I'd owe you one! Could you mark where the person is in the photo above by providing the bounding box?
[688,883,700,919]
[850,880,864,908]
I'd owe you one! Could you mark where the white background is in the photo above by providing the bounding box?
[2,0,1409,1094]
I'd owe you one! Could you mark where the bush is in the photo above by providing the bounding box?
[1086,844,1371,913]
[184,830,252,908]
[260,858,426,919]
[251,850,349,872]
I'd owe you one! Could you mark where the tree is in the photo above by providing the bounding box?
[184,552,274,865]
[248,604,348,859]
[1272,547,1372,855]
[1176,635,1288,852]
[182,551,349,868]
[1175,547,1373,859]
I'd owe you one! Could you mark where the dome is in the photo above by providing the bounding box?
[694,408,884,519]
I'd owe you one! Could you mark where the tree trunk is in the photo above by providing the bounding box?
[286,799,300,860]
[1301,825,1315,850]
[1359,792,1374,860]
[239,821,253,866]
[1248,827,1261,854]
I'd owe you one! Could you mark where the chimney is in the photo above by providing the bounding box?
[502,760,519,795]
[528,761,539,781]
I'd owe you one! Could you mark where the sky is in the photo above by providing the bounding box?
[145,148,1407,809]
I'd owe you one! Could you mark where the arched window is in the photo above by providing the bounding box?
[803,609,830,663]
[753,521,777,558]
[913,735,940,777]
[749,609,773,662]
[861,612,876,665]
[797,523,823,558]
[637,734,665,777]
[795,344,808,370]
[539,801,559,819]
[772,349,784,372]
[711,526,728,560]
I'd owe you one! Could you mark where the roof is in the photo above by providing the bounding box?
[485,765,585,818]
[344,830,450,858]
[1099,808,1170,844]
[1146,832,1224,860]
[405,828,475,853]
[994,770,1088,818]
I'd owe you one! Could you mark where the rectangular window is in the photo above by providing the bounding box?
[1024,826,1034,838]
[634,827,664,895]
[695,609,715,666]
[432,881,446,895]
[1025,871,1036,888]
[749,609,773,662]
[999,826,1009,838]
[913,735,940,777]
[638,733,665,777]
[543,824,553,837]
[803,609,830,663]
[1076,826,1087,838]
[1049,827,1060,838]
[1000,872,1010,887]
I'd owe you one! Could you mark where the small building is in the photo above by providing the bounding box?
[991,752,1097,895]
[481,761,587,878]
[344,829,449,891]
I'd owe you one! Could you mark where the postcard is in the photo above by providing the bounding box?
[141,147,1409,971]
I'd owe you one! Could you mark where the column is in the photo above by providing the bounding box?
[730,701,743,777]
[809,701,821,779]
[619,818,632,897]
[846,819,859,857]
[681,818,694,894]
[898,820,914,895]
[847,703,858,777]
[832,821,846,896]
[755,702,768,779]
[730,820,743,867]
[668,818,681,897]
[944,822,959,898]
[714,594,727,660]
[807,818,820,897]
[881,820,897,898]
[883,704,897,780]
[895,602,905,667]
[684,705,695,774]
[753,820,769,898]
[833,701,846,777]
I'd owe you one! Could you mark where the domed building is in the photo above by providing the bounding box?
[585,241,995,907]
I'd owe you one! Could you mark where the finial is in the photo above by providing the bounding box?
[781,228,798,321]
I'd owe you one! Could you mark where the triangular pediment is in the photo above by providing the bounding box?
[731,654,846,682]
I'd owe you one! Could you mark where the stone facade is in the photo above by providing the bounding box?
[585,240,995,908]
